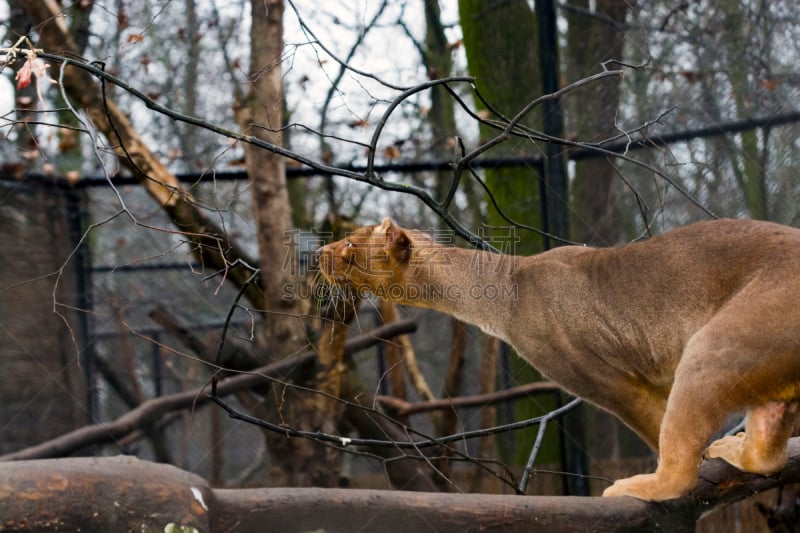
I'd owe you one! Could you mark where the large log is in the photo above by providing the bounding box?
[0,455,678,533]
[211,486,688,533]
[0,456,213,533]
[3,439,800,532]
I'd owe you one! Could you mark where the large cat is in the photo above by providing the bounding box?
[316,217,800,500]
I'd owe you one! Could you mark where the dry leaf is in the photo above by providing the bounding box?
[760,78,778,91]
[348,119,369,129]
[383,145,401,160]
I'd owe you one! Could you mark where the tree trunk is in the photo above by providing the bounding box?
[470,335,499,492]
[423,0,461,206]
[458,0,559,467]
[563,0,633,491]
[180,0,202,172]
[233,0,329,486]
[458,0,543,243]
[719,2,768,220]
[566,0,630,245]
[0,0,87,459]
[235,0,302,347]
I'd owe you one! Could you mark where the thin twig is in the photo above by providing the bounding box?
[210,392,581,452]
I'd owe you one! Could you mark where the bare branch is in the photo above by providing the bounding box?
[210,391,581,452]
[26,46,717,248]
[376,380,562,417]
[286,0,407,92]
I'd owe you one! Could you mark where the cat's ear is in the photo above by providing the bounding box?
[376,217,394,234]
[376,218,402,238]
[378,218,411,263]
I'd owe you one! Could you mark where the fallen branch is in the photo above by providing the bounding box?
[0,319,416,462]
[375,380,562,416]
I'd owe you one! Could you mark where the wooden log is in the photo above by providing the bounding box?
[211,487,692,532]
[0,456,213,533]
[3,438,800,531]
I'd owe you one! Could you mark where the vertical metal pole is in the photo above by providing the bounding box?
[152,332,163,397]
[375,309,388,396]
[536,0,570,242]
[64,182,96,422]
[535,0,589,496]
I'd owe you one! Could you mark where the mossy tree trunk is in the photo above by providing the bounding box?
[458,0,563,467]
[566,0,631,245]
[719,2,768,220]
[564,0,647,482]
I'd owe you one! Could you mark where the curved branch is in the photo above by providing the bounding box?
[31,49,713,247]
[375,380,562,417]
[365,77,475,173]
[458,70,625,166]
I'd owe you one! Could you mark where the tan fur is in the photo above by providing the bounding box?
[316,217,800,500]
